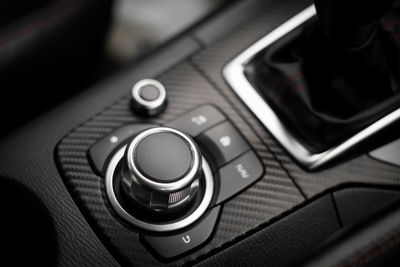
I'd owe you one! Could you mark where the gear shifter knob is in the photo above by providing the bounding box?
[314,0,394,47]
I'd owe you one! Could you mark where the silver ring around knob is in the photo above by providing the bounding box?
[131,79,167,116]
[126,127,201,193]
[105,145,214,232]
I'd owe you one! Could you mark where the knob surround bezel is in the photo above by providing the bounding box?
[105,145,214,232]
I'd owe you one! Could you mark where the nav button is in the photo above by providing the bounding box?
[141,206,220,259]
[215,151,264,205]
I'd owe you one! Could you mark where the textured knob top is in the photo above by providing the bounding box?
[121,127,201,212]
[134,132,193,183]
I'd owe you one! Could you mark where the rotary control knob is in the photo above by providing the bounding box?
[120,127,201,213]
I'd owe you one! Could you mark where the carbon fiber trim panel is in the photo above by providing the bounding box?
[56,62,304,266]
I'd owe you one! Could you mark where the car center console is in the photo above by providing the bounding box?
[2,0,400,266]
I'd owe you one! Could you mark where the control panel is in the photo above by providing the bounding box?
[51,1,400,264]
[87,103,264,259]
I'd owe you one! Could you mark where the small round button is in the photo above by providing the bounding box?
[138,84,160,101]
[131,79,167,116]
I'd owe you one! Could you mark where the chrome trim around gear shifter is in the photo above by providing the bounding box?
[223,5,400,170]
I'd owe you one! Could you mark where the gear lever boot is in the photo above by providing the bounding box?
[245,0,400,153]
[314,0,394,48]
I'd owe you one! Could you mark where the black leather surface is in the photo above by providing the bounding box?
[196,195,341,267]
[0,95,120,267]
[0,0,113,134]
[333,187,400,226]
[302,198,400,267]
[0,176,58,267]
[0,0,111,73]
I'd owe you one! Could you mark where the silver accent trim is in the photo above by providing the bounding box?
[131,79,167,114]
[168,179,199,209]
[223,5,400,170]
[105,145,214,232]
[126,127,201,192]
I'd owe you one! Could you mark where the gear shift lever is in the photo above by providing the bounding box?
[245,0,400,153]
[314,0,394,48]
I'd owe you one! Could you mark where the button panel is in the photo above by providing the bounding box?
[198,121,250,168]
[141,206,220,259]
[87,105,264,259]
[88,124,155,175]
[167,105,225,137]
